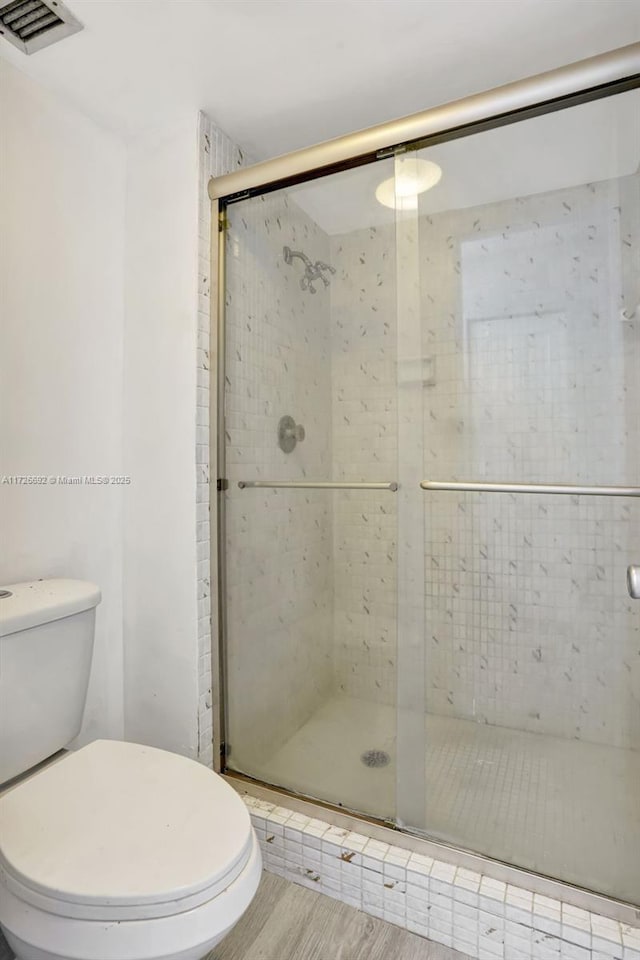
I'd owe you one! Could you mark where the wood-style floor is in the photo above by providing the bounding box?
[208,871,471,960]
[0,871,471,960]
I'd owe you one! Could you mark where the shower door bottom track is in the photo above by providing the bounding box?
[222,769,640,927]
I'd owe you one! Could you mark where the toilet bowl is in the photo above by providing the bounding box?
[0,579,262,959]
[0,739,262,960]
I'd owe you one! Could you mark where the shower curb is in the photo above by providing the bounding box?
[243,796,640,960]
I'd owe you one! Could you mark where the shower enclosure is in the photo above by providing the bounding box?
[211,46,640,910]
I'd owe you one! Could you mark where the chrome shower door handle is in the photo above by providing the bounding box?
[627,565,640,599]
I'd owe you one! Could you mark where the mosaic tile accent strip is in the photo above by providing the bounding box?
[244,796,640,960]
[196,112,247,766]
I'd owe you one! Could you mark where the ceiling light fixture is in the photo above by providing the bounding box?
[375,157,442,210]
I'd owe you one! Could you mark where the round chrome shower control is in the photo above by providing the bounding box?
[278,415,305,453]
[627,565,640,599]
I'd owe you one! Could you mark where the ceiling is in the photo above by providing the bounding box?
[0,0,639,162]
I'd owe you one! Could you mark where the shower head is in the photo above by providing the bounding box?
[283,245,334,294]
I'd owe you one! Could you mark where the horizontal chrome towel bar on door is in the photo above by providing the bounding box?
[421,480,640,497]
[237,480,398,491]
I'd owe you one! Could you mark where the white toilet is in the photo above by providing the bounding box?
[0,579,261,960]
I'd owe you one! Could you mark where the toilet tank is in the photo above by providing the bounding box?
[0,579,101,784]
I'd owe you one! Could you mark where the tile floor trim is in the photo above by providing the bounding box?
[243,796,640,960]
[229,777,639,927]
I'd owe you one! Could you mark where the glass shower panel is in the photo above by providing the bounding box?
[411,89,640,902]
[222,161,401,821]
[422,492,640,899]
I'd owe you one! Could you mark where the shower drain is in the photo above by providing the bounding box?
[360,749,390,768]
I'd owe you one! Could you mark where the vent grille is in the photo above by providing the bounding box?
[1,0,63,40]
[0,0,82,54]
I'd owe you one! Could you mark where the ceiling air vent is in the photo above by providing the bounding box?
[0,0,82,55]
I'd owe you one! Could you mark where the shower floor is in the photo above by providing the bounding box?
[236,695,640,904]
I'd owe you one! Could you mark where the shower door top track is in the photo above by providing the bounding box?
[209,42,640,203]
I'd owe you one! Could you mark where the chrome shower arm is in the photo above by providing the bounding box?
[283,246,313,269]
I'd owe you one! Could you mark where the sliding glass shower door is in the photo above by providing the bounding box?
[408,89,640,903]
[219,82,639,904]
[222,159,402,820]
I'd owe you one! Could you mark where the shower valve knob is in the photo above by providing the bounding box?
[278,415,305,453]
[628,565,640,599]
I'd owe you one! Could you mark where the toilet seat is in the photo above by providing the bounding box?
[0,739,254,922]
[0,836,261,960]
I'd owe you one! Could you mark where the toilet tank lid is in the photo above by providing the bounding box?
[0,579,101,637]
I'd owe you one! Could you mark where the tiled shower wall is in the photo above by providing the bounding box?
[327,174,640,749]
[222,193,335,768]
[421,173,640,747]
[330,226,399,705]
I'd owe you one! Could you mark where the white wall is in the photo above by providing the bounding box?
[122,121,201,757]
[0,58,207,760]
[0,58,126,743]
